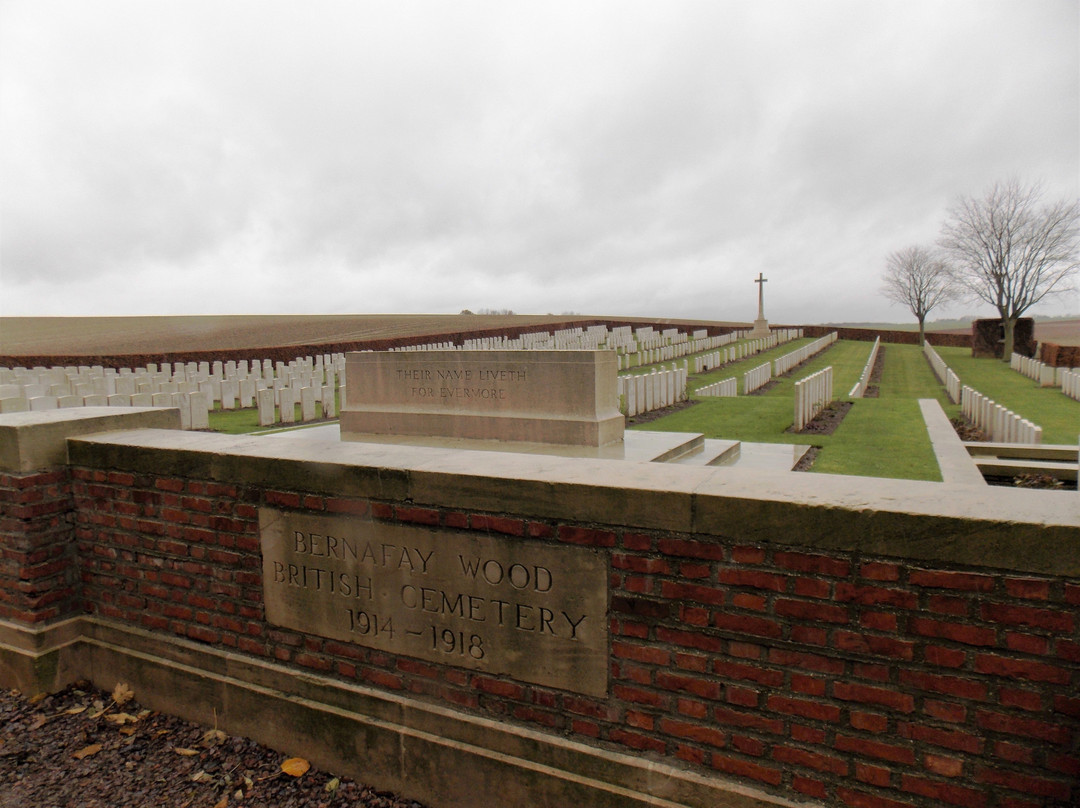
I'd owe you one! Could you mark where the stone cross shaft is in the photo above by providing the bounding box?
[754,272,768,320]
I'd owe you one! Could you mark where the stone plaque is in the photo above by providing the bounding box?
[339,350,624,447]
[259,508,609,697]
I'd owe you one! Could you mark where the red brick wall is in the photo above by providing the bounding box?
[0,469,79,623]
[1039,343,1080,368]
[68,468,1079,808]
[798,326,972,348]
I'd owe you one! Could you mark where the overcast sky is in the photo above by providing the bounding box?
[1,0,1077,325]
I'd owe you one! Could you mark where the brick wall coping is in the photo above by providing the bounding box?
[56,423,1080,578]
[0,407,181,472]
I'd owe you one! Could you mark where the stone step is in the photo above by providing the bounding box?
[973,456,1078,483]
[672,439,741,466]
[964,442,1078,462]
[733,441,814,472]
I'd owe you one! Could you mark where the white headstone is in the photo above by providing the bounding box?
[257,388,276,426]
[321,385,336,418]
[279,388,296,423]
[189,391,210,429]
[300,387,316,421]
[29,396,59,411]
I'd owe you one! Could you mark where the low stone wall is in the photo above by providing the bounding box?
[1,409,1078,808]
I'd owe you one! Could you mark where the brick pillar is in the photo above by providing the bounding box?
[0,408,182,692]
[0,467,78,623]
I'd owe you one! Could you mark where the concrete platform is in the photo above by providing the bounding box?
[919,399,986,486]
[262,423,702,463]
[262,424,810,471]
[671,439,741,466]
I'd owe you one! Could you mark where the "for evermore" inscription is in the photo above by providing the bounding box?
[259,508,608,697]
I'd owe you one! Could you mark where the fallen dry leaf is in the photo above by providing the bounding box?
[325,776,340,793]
[119,727,138,736]
[65,705,87,715]
[173,747,200,756]
[105,712,138,725]
[73,744,102,759]
[190,770,213,784]
[112,683,134,705]
[213,797,228,808]
[202,729,227,747]
[28,715,47,731]
[280,757,310,777]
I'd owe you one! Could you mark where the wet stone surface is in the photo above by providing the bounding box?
[0,683,427,808]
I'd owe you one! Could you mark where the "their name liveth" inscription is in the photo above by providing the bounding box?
[259,508,608,697]
[339,350,624,447]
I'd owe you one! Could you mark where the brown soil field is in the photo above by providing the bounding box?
[0,314,571,356]
[0,314,748,363]
[930,318,1080,346]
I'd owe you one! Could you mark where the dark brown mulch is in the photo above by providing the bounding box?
[861,345,886,398]
[1011,473,1066,490]
[792,446,819,472]
[789,401,853,436]
[626,398,698,426]
[950,417,986,442]
[0,683,426,808]
[746,379,778,395]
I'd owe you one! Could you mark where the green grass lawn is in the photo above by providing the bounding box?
[936,347,1078,444]
[684,337,876,398]
[638,341,950,481]
[619,335,799,378]
[208,397,337,434]
[203,340,1075,482]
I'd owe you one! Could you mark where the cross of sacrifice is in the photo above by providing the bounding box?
[754,272,768,320]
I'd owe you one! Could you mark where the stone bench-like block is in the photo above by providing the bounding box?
[341,350,624,447]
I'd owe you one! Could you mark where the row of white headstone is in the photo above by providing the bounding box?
[922,341,962,404]
[0,354,348,429]
[1062,369,1080,403]
[393,324,762,372]
[619,331,745,371]
[1011,353,1059,387]
[257,384,340,427]
[743,362,773,394]
[1011,352,1080,399]
[961,386,1042,444]
[793,366,834,431]
[924,341,1043,444]
[695,377,737,398]
[848,338,881,399]
[772,332,838,376]
[690,329,805,374]
[694,332,837,399]
[618,365,689,417]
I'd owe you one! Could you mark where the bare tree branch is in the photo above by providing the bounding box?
[939,178,1080,358]
[881,245,958,344]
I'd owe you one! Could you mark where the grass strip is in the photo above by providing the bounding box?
[937,347,1078,444]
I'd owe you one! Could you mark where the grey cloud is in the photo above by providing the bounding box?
[1,0,1076,321]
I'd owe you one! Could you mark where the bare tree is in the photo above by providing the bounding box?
[881,245,957,345]
[939,179,1079,359]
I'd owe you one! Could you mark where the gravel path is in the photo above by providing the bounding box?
[0,683,428,808]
